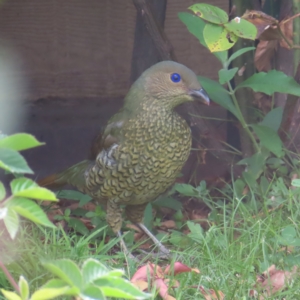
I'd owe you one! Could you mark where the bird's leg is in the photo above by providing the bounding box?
[107,199,136,260]
[136,222,171,258]
[125,204,171,258]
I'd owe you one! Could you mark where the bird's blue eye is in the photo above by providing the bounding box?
[170,73,181,83]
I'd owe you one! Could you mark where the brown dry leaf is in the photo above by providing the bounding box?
[242,10,281,40]
[253,92,272,114]
[238,65,246,76]
[279,18,293,48]
[254,40,278,72]
[126,223,142,233]
[160,220,177,230]
[250,265,298,298]
[199,286,225,300]
[78,218,95,230]
[242,10,300,71]
[133,280,149,291]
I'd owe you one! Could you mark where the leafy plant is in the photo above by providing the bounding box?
[0,133,57,239]
[1,258,150,300]
[0,133,150,300]
[179,3,300,194]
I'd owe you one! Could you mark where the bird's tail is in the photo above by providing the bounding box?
[38,160,91,190]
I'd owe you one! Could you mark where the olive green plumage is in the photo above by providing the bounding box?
[39,61,209,256]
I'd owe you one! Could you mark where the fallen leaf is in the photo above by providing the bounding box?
[164,262,200,276]
[250,265,298,297]
[160,220,176,230]
[131,261,200,299]
[133,280,149,291]
[199,286,225,300]
[154,278,176,300]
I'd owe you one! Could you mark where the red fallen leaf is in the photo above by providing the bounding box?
[250,265,298,297]
[131,262,200,299]
[164,278,180,288]
[164,262,200,276]
[199,286,225,300]
[154,278,176,300]
[134,280,149,291]
[131,263,164,283]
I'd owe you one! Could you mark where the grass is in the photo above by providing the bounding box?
[1,177,300,299]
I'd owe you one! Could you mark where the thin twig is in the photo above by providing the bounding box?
[0,260,20,293]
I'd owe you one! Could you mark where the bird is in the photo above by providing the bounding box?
[38,61,210,258]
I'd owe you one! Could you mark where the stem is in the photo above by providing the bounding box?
[0,260,20,293]
[228,83,261,153]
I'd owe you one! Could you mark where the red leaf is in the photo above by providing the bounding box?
[154,278,176,300]
[164,262,200,275]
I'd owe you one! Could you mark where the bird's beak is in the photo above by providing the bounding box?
[189,88,210,105]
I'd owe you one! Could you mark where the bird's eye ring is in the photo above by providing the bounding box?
[170,73,181,83]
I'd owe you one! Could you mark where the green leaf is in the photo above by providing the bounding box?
[169,230,194,247]
[0,181,5,201]
[189,3,228,24]
[81,285,105,300]
[8,197,56,228]
[238,152,269,179]
[187,221,203,244]
[31,287,72,300]
[198,76,239,118]
[278,226,300,247]
[292,179,300,187]
[40,279,77,296]
[251,125,284,157]
[203,23,238,52]
[11,178,57,201]
[94,277,150,299]
[57,190,92,206]
[143,202,153,232]
[18,276,29,300]
[218,68,238,84]
[242,171,258,190]
[153,197,182,210]
[4,208,19,239]
[44,259,83,289]
[82,259,111,286]
[174,183,197,197]
[236,70,300,96]
[260,107,283,132]
[224,17,257,40]
[281,226,296,239]
[178,12,227,64]
[260,176,270,195]
[0,289,22,300]
[226,47,255,67]
[68,218,89,235]
[266,157,284,168]
[0,148,33,174]
[0,133,44,151]
[233,179,246,199]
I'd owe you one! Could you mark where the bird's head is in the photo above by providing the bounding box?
[126,61,210,110]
